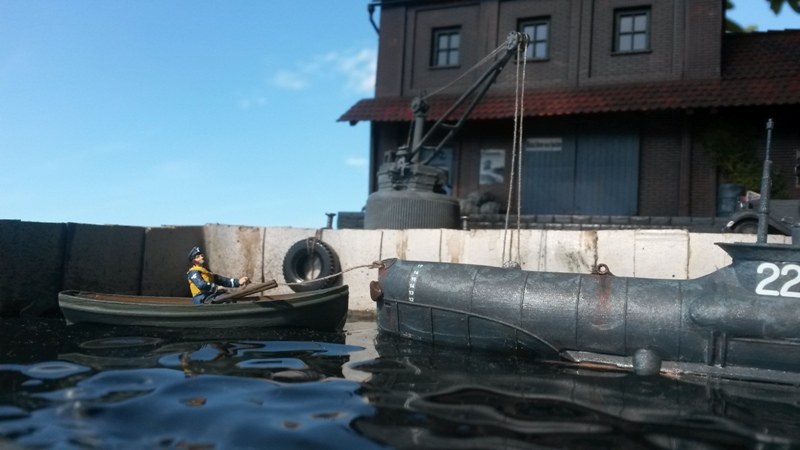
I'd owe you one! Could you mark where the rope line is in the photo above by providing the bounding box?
[421,42,506,101]
[277,261,383,287]
[502,36,528,267]
[516,42,528,263]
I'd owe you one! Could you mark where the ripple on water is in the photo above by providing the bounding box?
[4,368,380,449]
[23,362,91,380]
[79,336,163,349]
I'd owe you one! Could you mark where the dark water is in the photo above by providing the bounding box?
[1,319,799,449]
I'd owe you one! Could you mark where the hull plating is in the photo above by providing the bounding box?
[373,242,800,383]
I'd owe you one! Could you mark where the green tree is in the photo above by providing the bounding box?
[726,0,800,32]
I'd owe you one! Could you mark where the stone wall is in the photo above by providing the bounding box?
[0,219,788,317]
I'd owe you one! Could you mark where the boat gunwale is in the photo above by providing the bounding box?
[59,284,348,307]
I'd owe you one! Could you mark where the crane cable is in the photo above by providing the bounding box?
[502,36,528,268]
[421,41,507,101]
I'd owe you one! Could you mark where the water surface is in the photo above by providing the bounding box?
[1,318,798,449]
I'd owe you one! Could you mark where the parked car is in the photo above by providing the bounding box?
[725,194,800,235]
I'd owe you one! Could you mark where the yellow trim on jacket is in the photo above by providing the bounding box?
[187,264,214,297]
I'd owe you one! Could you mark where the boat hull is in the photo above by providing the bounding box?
[59,285,349,331]
[372,250,800,383]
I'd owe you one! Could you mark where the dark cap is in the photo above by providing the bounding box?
[187,246,202,261]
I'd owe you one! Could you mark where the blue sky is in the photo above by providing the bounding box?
[1,1,798,229]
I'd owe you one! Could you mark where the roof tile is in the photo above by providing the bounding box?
[339,31,800,123]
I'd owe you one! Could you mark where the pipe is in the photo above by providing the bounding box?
[368,3,380,34]
[757,119,774,243]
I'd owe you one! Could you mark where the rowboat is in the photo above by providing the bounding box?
[58,283,349,331]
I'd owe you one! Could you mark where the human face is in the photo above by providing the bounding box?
[193,253,205,265]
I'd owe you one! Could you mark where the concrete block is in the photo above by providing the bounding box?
[650,216,671,226]
[610,216,630,225]
[633,230,688,279]
[0,220,67,316]
[380,229,442,262]
[514,229,547,270]
[204,224,265,287]
[442,229,509,267]
[539,230,597,274]
[572,215,592,224]
[597,230,636,277]
[321,229,384,312]
[62,223,145,295]
[141,226,205,297]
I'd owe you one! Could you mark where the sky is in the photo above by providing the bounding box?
[1,1,798,229]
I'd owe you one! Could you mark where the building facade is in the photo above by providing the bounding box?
[340,0,800,226]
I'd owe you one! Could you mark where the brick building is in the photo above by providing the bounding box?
[339,0,800,228]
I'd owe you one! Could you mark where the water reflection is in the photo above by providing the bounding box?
[351,333,800,449]
[0,318,378,449]
[0,318,799,449]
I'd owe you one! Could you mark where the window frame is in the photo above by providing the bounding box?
[519,17,551,61]
[613,7,651,54]
[431,27,461,68]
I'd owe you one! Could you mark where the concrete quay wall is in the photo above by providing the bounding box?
[0,219,787,317]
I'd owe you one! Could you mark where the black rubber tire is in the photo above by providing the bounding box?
[732,220,758,234]
[282,239,341,293]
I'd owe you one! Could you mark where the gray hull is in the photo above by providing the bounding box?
[372,242,800,383]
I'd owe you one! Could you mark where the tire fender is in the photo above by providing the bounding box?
[282,238,342,293]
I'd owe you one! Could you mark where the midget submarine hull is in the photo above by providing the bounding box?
[371,242,800,384]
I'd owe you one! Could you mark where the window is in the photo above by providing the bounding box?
[479,149,505,185]
[519,18,550,60]
[432,28,460,67]
[615,8,650,53]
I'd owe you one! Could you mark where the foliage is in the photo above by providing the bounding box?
[702,120,786,197]
[703,123,761,191]
[726,0,800,32]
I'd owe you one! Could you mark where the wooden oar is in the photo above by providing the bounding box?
[211,280,278,303]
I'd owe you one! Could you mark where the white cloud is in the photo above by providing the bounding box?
[332,48,376,95]
[270,47,376,95]
[345,157,368,167]
[271,70,309,90]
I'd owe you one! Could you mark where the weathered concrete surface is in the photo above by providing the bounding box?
[62,223,145,295]
[205,224,264,289]
[0,220,66,316]
[597,230,636,276]
[633,230,689,279]
[141,226,205,296]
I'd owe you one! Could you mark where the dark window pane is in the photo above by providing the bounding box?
[619,34,632,51]
[536,24,548,40]
[620,16,633,33]
[634,15,647,31]
[633,34,646,50]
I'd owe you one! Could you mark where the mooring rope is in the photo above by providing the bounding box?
[277,261,384,288]
[501,36,528,268]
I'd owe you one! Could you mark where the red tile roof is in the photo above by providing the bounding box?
[339,30,800,123]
